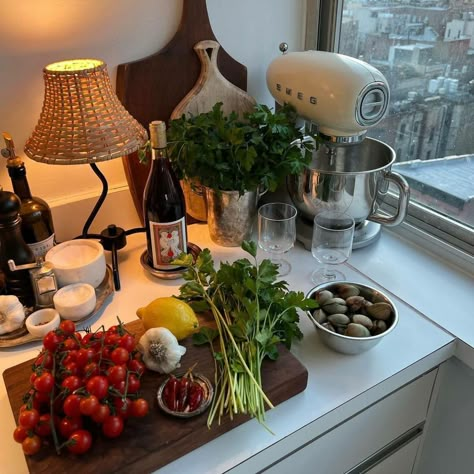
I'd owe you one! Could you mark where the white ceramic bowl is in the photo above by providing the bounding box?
[53,283,97,321]
[26,308,60,338]
[306,281,399,355]
[46,239,106,288]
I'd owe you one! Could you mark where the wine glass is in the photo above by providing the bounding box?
[311,211,355,284]
[258,202,297,276]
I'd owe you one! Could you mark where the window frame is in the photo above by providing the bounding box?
[305,0,474,262]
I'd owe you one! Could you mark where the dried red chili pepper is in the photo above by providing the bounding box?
[163,375,179,411]
[187,382,204,412]
[177,375,191,411]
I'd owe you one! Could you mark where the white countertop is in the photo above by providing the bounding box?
[0,224,464,474]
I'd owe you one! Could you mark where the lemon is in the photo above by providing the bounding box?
[136,297,199,340]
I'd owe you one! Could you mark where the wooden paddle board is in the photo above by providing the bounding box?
[116,0,249,222]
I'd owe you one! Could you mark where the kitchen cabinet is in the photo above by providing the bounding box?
[259,370,436,474]
[363,436,421,474]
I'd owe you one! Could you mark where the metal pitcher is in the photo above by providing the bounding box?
[205,187,261,247]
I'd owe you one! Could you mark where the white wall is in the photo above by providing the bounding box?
[0,0,306,239]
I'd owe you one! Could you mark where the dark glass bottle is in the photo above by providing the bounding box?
[143,120,187,270]
[0,190,36,307]
[2,132,55,258]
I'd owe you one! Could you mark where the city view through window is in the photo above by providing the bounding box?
[339,0,474,229]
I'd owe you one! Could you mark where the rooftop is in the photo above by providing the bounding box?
[394,155,474,208]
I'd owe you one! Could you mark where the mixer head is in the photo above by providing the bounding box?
[266,49,390,144]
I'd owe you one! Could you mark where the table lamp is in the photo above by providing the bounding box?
[24,59,148,290]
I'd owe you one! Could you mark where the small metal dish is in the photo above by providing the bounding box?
[157,372,213,418]
[140,242,202,280]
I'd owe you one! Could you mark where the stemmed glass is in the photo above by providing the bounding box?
[258,202,297,276]
[311,211,355,284]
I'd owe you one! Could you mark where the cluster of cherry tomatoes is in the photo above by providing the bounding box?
[13,319,149,456]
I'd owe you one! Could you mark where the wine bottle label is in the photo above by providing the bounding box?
[28,233,55,258]
[149,218,187,269]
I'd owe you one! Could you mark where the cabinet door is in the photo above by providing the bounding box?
[263,370,436,474]
[364,437,421,474]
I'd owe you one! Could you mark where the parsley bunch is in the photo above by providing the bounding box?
[167,102,315,195]
[173,242,317,429]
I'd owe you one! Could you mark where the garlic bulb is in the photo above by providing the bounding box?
[138,327,187,373]
[0,295,25,335]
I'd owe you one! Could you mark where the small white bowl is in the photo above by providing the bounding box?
[26,308,60,338]
[46,239,106,288]
[53,283,97,321]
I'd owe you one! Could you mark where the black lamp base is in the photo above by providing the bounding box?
[77,163,146,291]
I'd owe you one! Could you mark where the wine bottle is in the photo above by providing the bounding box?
[143,121,187,270]
[1,132,55,258]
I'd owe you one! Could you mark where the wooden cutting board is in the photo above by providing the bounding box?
[3,319,308,474]
[171,40,256,119]
[116,0,249,222]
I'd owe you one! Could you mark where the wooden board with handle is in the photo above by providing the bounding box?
[171,40,256,120]
[116,0,249,222]
[3,319,308,474]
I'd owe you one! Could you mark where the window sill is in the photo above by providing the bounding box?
[348,224,474,363]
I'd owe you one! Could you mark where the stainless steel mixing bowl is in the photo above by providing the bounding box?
[306,281,399,355]
[288,137,410,226]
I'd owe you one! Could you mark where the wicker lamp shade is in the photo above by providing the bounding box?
[25,59,147,165]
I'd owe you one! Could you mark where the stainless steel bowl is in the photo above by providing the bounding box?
[287,137,409,227]
[306,281,399,355]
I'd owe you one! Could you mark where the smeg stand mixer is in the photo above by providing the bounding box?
[266,49,410,249]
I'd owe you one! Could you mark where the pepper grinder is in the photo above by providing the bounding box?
[0,189,36,307]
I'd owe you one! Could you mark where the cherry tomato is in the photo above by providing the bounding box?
[130,398,149,418]
[19,408,40,430]
[127,359,145,376]
[22,434,41,456]
[33,371,54,394]
[104,332,121,346]
[63,394,83,418]
[126,373,141,394]
[59,416,83,438]
[61,375,82,393]
[59,320,76,335]
[63,362,80,377]
[67,429,92,455]
[34,414,53,437]
[34,351,53,370]
[83,362,100,378]
[113,397,131,418]
[63,337,79,352]
[63,350,78,366]
[91,403,110,424]
[13,425,29,443]
[119,334,135,352]
[29,372,38,385]
[76,348,95,368]
[79,395,100,416]
[102,415,124,438]
[107,325,119,334]
[43,331,62,352]
[107,364,126,385]
[112,380,126,396]
[33,389,51,405]
[86,375,109,400]
[111,347,130,365]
